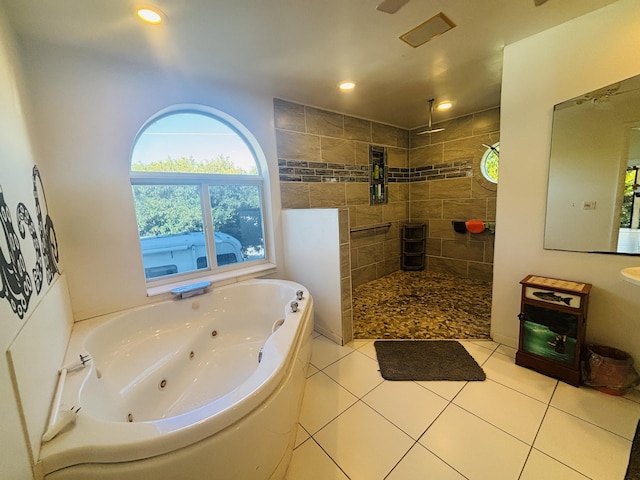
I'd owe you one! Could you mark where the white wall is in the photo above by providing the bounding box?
[20,41,283,321]
[0,9,73,479]
[493,0,640,364]
[282,209,344,344]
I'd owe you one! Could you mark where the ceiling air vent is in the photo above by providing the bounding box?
[400,12,456,48]
[376,0,411,14]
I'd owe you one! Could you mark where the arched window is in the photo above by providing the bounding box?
[130,106,270,286]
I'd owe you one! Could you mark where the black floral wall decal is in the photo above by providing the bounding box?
[32,166,59,284]
[0,166,59,319]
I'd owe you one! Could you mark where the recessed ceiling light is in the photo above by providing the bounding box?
[339,81,356,91]
[136,6,164,25]
[436,101,453,111]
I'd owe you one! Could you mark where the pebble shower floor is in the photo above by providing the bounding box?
[353,270,492,340]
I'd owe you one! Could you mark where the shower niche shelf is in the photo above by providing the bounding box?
[369,145,387,205]
[401,223,426,271]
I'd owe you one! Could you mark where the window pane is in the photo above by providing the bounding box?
[132,184,208,279]
[131,112,258,175]
[481,142,499,184]
[209,185,265,263]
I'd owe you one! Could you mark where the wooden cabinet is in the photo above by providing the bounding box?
[516,275,592,387]
[369,145,387,205]
[401,224,426,271]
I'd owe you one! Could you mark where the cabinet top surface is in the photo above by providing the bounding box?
[520,275,592,294]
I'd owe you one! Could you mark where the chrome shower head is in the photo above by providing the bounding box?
[415,98,445,135]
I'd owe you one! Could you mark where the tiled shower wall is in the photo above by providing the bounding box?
[274,99,499,287]
[409,108,499,282]
[275,99,410,288]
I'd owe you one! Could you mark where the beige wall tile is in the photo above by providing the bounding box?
[344,116,371,142]
[383,222,401,242]
[442,199,487,220]
[487,198,496,220]
[372,122,399,146]
[321,137,356,164]
[357,244,382,267]
[428,219,456,240]
[274,99,305,132]
[443,136,481,164]
[378,257,400,277]
[442,238,485,262]
[342,308,353,343]
[472,176,498,199]
[349,229,378,249]
[473,107,500,136]
[483,235,495,263]
[339,207,350,244]
[384,238,401,258]
[426,237,442,256]
[346,183,369,206]
[387,147,407,168]
[410,144,444,168]
[410,199,443,220]
[386,183,406,203]
[280,183,310,209]
[397,183,410,202]
[353,204,383,227]
[306,107,343,137]
[355,142,370,165]
[352,264,377,287]
[468,262,493,282]
[382,201,408,223]
[340,244,351,274]
[276,130,321,161]
[341,277,352,311]
[350,246,360,268]
[429,178,472,199]
[397,129,409,149]
[409,182,430,201]
[441,115,473,142]
[309,182,346,207]
[410,125,446,148]
[347,205,357,230]
[428,256,468,277]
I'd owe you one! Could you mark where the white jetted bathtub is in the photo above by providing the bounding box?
[37,279,314,480]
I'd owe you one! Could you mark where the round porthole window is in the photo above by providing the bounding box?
[480,142,499,184]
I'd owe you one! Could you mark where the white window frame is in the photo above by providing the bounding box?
[130,105,276,295]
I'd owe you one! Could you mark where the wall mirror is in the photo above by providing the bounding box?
[544,73,640,254]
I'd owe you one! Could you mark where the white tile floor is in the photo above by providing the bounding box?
[285,334,640,480]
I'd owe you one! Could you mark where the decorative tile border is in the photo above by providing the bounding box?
[279,159,473,183]
[278,160,369,183]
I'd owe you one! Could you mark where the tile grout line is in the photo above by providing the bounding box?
[517,381,557,480]
[304,334,637,479]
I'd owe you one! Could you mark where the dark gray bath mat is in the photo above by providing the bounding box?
[374,340,486,381]
[626,420,640,479]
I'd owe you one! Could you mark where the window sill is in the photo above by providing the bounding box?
[146,262,278,297]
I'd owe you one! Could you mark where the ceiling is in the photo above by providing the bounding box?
[1,0,617,129]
